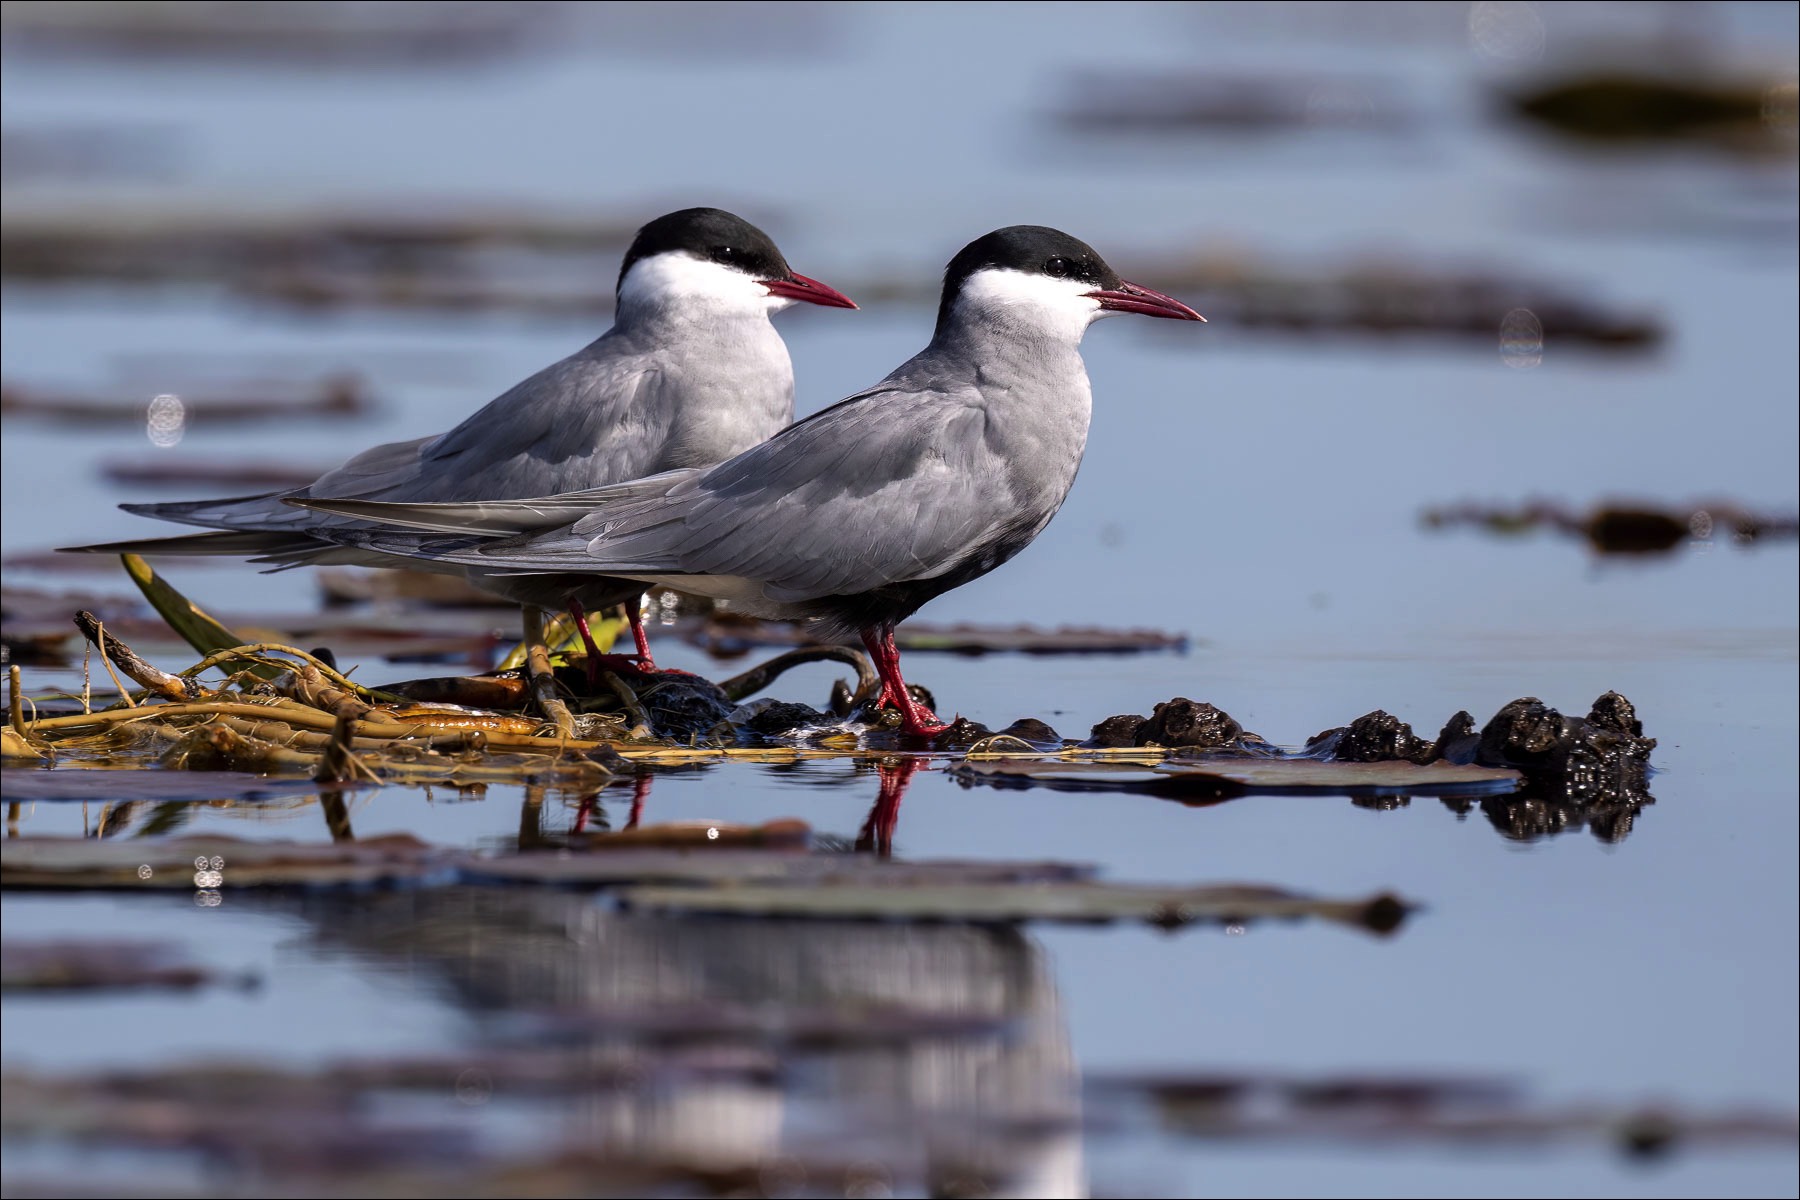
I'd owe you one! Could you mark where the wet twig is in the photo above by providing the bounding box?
[602,671,653,739]
[9,665,25,737]
[522,608,576,739]
[716,644,880,705]
[180,642,381,700]
[73,610,205,704]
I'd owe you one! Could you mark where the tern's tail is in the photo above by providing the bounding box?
[58,530,325,557]
[118,492,293,530]
[289,470,698,535]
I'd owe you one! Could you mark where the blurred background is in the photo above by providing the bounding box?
[2,3,1796,1197]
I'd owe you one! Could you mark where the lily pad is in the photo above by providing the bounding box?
[954,756,1521,797]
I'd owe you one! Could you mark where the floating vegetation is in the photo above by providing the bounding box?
[1503,71,1799,153]
[0,204,650,310]
[677,609,1191,658]
[956,757,1521,798]
[1,938,257,994]
[1,563,1654,852]
[1050,70,1413,134]
[0,372,372,425]
[0,0,844,65]
[1423,498,1800,556]
[1,581,502,670]
[1098,1070,1800,1160]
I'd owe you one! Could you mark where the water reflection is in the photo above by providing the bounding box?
[289,883,1084,1196]
[855,757,922,857]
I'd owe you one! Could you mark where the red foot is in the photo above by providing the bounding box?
[568,598,695,682]
[586,653,697,680]
[861,625,950,739]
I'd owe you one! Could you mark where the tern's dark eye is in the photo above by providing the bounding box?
[1044,256,1070,278]
[710,245,738,264]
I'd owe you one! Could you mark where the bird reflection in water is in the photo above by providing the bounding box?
[571,772,652,835]
[856,755,924,857]
[285,755,1081,1194]
[292,877,1085,1194]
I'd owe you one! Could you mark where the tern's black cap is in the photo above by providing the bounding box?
[936,225,1123,330]
[617,208,793,295]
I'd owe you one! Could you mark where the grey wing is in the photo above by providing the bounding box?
[474,389,1020,600]
[120,340,665,534]
[383,349,669,502]
[288,470,699,534]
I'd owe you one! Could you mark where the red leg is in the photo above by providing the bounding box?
[627,603,657,672]
[570,599,604,687]
[571,597,690,678]
[859,625,949,737]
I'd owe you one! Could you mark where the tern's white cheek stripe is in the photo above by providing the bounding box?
[951,268,1104,342]
[618,251,784,317]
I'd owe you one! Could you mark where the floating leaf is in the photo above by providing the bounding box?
[2,727,44,761]
[954,756,1521,797]
[119,553,280,677]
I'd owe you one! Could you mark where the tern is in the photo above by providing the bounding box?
[63,207,856,674]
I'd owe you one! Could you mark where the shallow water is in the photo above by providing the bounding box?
[3,3,1797,1196]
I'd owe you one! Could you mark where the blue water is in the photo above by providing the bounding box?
[3,4,1796,1196]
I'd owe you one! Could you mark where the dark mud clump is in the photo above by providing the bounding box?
[994,717,1062,748]
[1311,710,1436,765]
[1072,692,1656,843]
[1310,692,1657,843]
[1085,698,1271,752]
[733,699,832,739]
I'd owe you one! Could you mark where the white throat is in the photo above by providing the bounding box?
[948,268,1107,346]
[616,251,791,323]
